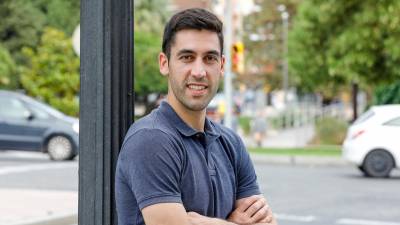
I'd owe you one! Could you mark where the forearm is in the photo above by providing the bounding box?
[187,211,278,225]
[211,217,237,225]
[208,217,277,225]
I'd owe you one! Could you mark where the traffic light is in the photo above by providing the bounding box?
[232,42,244,74]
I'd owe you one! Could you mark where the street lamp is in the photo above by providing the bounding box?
[278,4,289,105]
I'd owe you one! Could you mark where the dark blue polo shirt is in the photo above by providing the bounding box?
[115,101,260,225]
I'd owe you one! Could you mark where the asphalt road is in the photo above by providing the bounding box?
[256,164,400,225]
[0,151,78,191]
[1,151,399,225]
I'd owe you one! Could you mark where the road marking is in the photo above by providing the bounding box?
[275,213,316,222]
[337,218,400,225]
[0,163,77,175]
[0,150,48,159]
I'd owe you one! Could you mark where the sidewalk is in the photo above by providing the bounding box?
[241,125,315,148]
[243,124,348,166]
[250,154,349,167]
[0,189,77,225]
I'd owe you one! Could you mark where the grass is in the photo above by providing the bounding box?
[248,145,342,157]
[238,116,251,135]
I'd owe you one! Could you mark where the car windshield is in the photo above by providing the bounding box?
[353,109,375,125]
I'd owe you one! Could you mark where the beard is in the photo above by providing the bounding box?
[169,77,219,112]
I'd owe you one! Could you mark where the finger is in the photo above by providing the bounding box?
[264,214,273,223]
[236,196,261,212]
[244,197,266,217]
[259,209,273,224]
[251,204,269,222]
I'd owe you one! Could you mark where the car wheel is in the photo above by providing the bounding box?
[47,135,75,161]
[362,149,394,178]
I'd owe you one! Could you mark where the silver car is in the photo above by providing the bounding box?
[0,90,79,160]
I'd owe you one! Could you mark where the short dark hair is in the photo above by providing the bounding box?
[162,8,224,59]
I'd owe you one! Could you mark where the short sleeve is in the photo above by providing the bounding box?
[236,137,261,199]
[118,129,183,210]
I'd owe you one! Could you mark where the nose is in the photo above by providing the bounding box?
[191,60,206,79]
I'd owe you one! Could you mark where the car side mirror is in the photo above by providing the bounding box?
[24,111,35,121]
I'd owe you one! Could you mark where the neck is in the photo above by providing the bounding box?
[166,95,206,132]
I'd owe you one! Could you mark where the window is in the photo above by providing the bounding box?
[383,116,400,126]
[26,103,50,119]
[353,110,375,125]
[0,96,30,119]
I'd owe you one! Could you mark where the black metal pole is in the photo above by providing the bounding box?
[79,0,133,224]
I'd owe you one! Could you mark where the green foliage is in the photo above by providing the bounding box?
[20,27,80,116]
[0,0,79,65]
[0,0,46,62]
[134,31,167,96]
[289,0,400,97]
[32,0,80,35]
[0,44,17,89]
[372,81,400,105]
[312,117,348,145]
[133,0,170,99]
[243,0,302,88]
[134,0,170,33]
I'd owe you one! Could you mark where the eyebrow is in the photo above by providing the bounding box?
[205,50,221,57]
[176,49,221,57]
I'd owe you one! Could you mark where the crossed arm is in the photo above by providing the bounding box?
[141,195,278,225]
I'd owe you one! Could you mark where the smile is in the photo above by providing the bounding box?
[187,84,207,90]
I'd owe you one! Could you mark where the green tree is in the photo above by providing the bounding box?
[0,44,17,89]
[0,0,79,65]
[33,0,80,35]
[0,0,46,62]
[134,31,167,97]
[20,27,80,116]
[373,82,400,105]
[133,0,170,111]
[134,0,170,33]
[289,0,400,98]
[243,0,301,89]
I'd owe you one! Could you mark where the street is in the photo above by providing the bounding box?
[0,151,78,225]
[257,164,400,225]
[0,151,399,225]
[0,151,77,191]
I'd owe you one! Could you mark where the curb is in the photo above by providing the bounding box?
[10,213,77,225]
[250,154,350,167]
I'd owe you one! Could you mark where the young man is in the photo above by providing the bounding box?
[115,8,278,225]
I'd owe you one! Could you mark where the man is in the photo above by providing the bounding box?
[115,8,278,225]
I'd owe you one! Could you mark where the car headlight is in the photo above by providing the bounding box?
[73,123,79,133]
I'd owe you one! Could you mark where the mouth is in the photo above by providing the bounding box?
[187,83,208,96]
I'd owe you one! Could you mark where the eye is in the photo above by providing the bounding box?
[205,55,218,64]
[179,55,194,62]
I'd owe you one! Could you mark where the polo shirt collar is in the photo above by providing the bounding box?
[159,101,221,138]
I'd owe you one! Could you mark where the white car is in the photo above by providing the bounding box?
[342,105,400,177]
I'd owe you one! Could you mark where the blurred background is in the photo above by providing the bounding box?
[1,0,400,225]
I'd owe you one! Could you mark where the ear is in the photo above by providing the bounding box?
[220,55,225,77]
[159,52,169,76]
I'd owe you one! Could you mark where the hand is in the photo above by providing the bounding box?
[227,195,274,225]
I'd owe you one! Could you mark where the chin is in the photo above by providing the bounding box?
[184,100,209,111]
[187,104,207,111]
